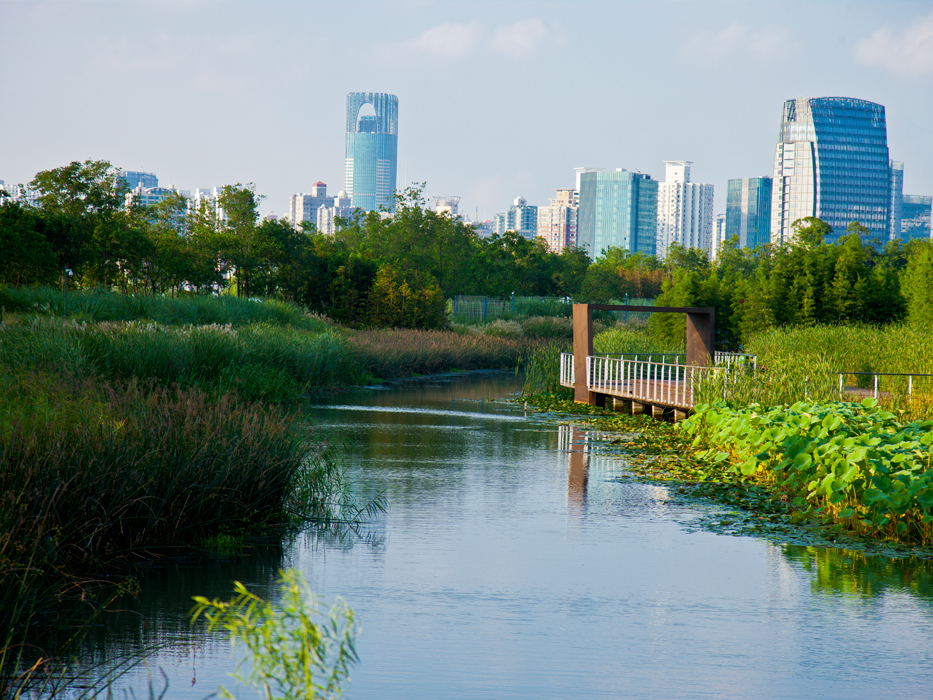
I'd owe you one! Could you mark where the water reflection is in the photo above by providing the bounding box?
[783,544,933,601]
[66,373,933,699]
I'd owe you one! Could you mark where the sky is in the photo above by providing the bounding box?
[2,0,933,221]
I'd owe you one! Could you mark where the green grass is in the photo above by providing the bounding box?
[0,371,342,697]
[698,324,933,420]
[0,286,328,331]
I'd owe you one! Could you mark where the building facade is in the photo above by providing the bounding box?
[537,188,578,253]
[345,92,398,212]
[120,171,158,190]
[317,190,354,234]
[577,169,658,258]
[656,161,714,258]
[289,182,332,225]
[900,195,932,241]
[710,213,727,260]
[770,97,893,244]
[725,176,772,249]
[492,197,538,238]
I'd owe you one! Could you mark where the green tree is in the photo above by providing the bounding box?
[903,240,933,329]
[217,184,262,298]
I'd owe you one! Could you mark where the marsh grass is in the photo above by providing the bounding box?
[0,318,369,400]
[593,326,682,355]
[699,325,933,420]
[0,286,327,331]
[0,372,340,697]
[348,328,545,379]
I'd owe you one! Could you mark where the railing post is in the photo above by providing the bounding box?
[482,297,487,322]
[874,374,879,399]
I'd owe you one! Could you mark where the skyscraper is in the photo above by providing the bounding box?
[345,92,398,212]
[770,97,892,244]
[725,177,772,249]
[655,161,714,258]
[577,169,658,258]
[900,195,932,241]
[537,188,578,253]
[492,197,538,238]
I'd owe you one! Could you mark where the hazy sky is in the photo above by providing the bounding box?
[3,1,933,220]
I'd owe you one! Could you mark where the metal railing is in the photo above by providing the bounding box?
[586,356,719,409]
[838,372,933,400]
[560,352,575,387]
[716,352,757,372]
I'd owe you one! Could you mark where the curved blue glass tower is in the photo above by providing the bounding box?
[770,97,891,244]
[345,92,398,212]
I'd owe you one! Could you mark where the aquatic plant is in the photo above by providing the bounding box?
[682,399,933,545]
[192,569,357,700]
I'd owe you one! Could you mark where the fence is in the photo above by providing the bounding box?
[448,296,657,322]
[838,372,933,400]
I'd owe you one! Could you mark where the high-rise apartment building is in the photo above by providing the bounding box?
[537,189,578,253]
[317,190,354,234]
[725,177,772,249]
[711,213,727,260]
[120,171,158,190]
[770,97,893,244]
[900,195,932,241]
[492,197,538,238]
[656,161,714,258]
[290,182,331,225]
[577,169,658,258]
[345,92,398,212]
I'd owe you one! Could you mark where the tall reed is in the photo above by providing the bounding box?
[0,372,338,696]
[0,286,327,331]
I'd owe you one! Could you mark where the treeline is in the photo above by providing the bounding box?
[0,160,598,328]
[648,217,933,349]
[5,161,932,336]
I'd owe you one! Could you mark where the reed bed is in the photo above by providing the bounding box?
[0,371,337,696]
[0,318,368,400]
[0,286,327,331]
[593,326,682,355]
[348,328,545,379]
[695,324,933,420]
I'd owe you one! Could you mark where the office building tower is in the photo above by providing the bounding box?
[656,161,714,258]
[492,197,538,238]
[577,169,658,258]
[770,97,893,244]
[537,189,578,253]
[290,182,332,225]
[121,171,158,190]
[725,177,772,249]
[711,213,727,260]
[900,195,932,241]
[890,161,904,240]
[345,92,398,212]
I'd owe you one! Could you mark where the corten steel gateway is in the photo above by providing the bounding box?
[569,304,715,413]
[345,92,398,213]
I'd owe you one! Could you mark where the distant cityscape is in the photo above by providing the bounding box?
[3,93,930,258]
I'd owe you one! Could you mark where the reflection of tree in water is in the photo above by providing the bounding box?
[14,542,287,694]
[301,519,387,554]
[783,545,933,602]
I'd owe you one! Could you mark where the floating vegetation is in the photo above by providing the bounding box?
[521,392,933,559]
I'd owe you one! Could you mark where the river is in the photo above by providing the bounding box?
[91,372,933,699]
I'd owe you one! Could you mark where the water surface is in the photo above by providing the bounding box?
[103,373,933,699]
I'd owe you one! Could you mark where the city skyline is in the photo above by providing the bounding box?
[2,2,933,223]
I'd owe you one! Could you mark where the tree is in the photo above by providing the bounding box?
[217,184,262,298]
[903,240,933,329]
[28,160,130,283]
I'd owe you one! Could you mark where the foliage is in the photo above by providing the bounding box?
[681,399,933,545]
[192,569,357,700]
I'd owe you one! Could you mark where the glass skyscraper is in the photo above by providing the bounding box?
[901,195,932,241]
[725,177,772,248]
[345,92,398,212]
[577,169,658,258]
[770,97,892,244]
